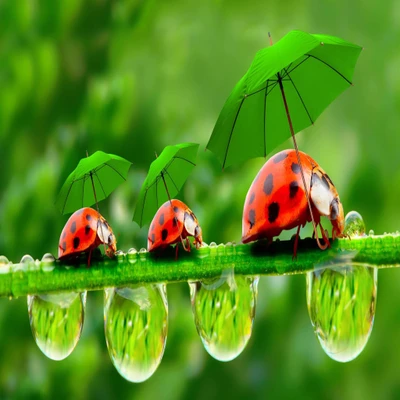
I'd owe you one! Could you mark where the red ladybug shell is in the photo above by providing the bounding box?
[58,207,116,259]
[242,149,342,243]
[148,199,202,252]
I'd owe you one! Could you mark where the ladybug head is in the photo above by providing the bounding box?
[105,232,117,258]
[330,197,345,239]
[97,218,117,258]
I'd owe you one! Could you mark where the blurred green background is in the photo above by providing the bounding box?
[1,0,400,398]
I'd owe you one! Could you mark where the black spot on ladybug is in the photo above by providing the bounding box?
[289,181,299,198]
[159,213,165,225]
[62,241,66,251]
[173,206,179,213]
[291,163,300,174]
[273,152,288,163]
[85,225,91,235]
[173,217,178,227]
[151,223,155,232]
[249,192,255,205]
[62,231,66,239]
[73,237,80,249]
[151,233,155,244]
[268,202,280,223]
[161,229,168,241]
[263,174,273,195]
[70,221,77,234]
[321,175,330,189]
[248,209,256,228]
[85,214,92,221]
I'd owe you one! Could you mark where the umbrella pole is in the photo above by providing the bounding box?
[277,74,329,251]
[89,168,107,256]
[160,171,188,252]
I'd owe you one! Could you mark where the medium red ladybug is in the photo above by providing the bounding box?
[242,149,345,256]
[58,207,117,266]
[148,199,203,256]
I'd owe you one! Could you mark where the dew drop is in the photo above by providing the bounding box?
[209,242,217,249]
[189,269,258,362]
[127,248,137,255]
[369,229,375,236]
[344,211,366,237]
[20,254,34,264]
[41,253,55,263]
[0,256,9,265]
[104,284,168,382]
[115,250,125,261]
[28,291,86,360]
[306,264,377,362]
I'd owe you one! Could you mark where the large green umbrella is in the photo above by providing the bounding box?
[207,30,362,168]
[206,30,362,248]
[56,151,132,215]
[133,143,199,228]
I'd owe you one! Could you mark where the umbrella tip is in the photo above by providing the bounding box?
[86,150,89,157]
[268,32,273,46]
[155,151,158,158]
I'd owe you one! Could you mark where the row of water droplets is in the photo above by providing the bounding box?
[0,211,379,380]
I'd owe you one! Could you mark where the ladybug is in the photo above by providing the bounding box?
[242,149,345,256]
[148,199,203,256]
[58,207,117,266]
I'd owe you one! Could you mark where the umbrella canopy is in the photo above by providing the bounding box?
[207,30,362,168]
[133,143,199,228]
[56,151,132,214]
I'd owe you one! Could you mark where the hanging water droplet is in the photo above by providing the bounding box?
[28,292,86,360]
[189,269,258,362]
[104,284,168,382]
[41,253,55,263]
[20,254,34,264]
[344,211,366,237]
[306,264,377,363]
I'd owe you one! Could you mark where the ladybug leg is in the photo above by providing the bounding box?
[186,237,191,253]
[87,249,92,268]
[292,225,301,260]
[180,236,189,252]
[175,244,179,260]
[319,223,331,248]
[315,223,329,250]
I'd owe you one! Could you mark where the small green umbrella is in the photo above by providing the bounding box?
[133,143,199,228]
[207,30,362,168]
[206,30,362,248]
[56,151,132,215]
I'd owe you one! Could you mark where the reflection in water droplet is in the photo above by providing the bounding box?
[189,270,258,362]
[21,254,34,264]
[104,284,168,383]
[28,292,86,360]
[344,211,366,237]
[369,229,375,236]
[209,242,217,248]
[306,264,377,363]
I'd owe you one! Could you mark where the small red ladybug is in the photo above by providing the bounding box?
[148,199,203,256]
[242,149,345,256]
[58,207,117,266]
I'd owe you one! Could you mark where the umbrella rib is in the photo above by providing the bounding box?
[156,176,159,208]
[60,181,75,214]
[223,97,245,168]
[263,80,269,158]
[306,54,352,85]
[173,156,196,166]
[140,188,149,227]
[94,171,107,199]
[82,175,85,208]
[285,56,310,76]
[104,162,127,180]
[283,67,314,125]
[164,169,180,193]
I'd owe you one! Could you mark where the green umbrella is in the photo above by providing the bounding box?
[206,30,362,248]
[207,30,362,168]
[133,143,199,228]
[56,151,132,215]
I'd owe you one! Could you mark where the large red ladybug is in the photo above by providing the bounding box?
[242,149,344,256]
[148,199,203,256]
[58,207,117,266]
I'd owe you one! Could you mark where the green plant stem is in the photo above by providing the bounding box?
[1,234,399,298]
